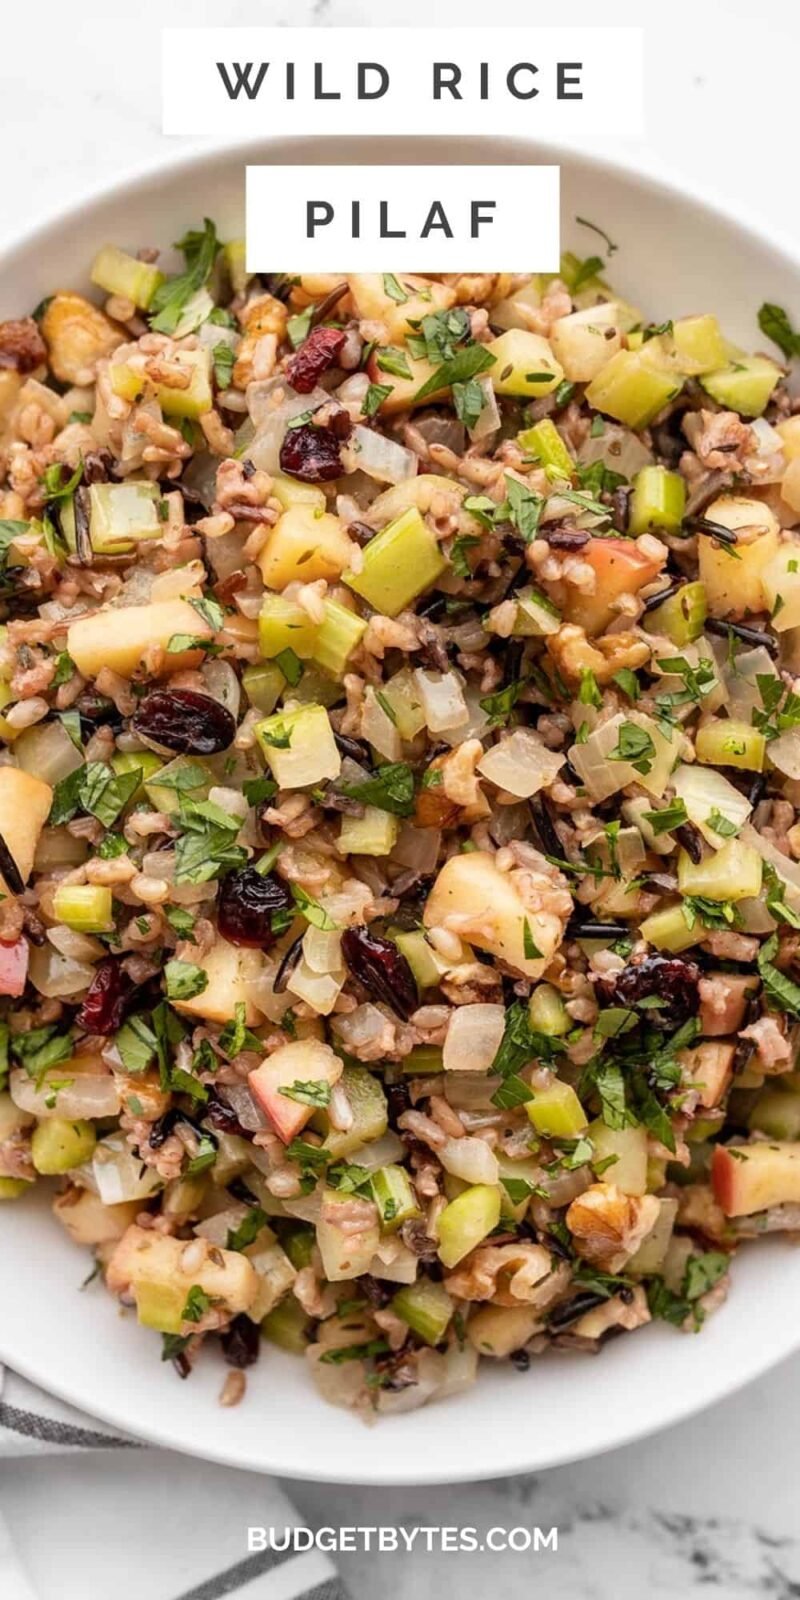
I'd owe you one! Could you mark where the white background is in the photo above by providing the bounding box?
[1,3,800,1597]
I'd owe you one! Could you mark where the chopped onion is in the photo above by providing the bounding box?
[286,956,345,1016]
[246,379,329,473]
[10,1065,120,1121]
[443,1004,506,1073]
[349,1131,405,1171]
[14,719,83,786]
[443,1072,502,1110]
[246,959,297,1024]
[197,319,239,356]
[391,822,442,876]
[469,376,501,443]
[672,763,752,846]
[181,450,220,511]
[196,1203,251,1247]
[218,1084,267,1131]
[151,562,205,604]
[721,643,778,722]
[171,289,215,338]
[577,421,653,480]
[28,944,95,999]
[141,849,215,906]
[365,1239,418,1284]
[302,925,343,974]
[34,826,88,872]
[46,925,105,964]
[478,730,564,799]
[360,686,402,761]
[202,659,241,721]
[206,527,249,580]
[439,1134,499,1185]
[744,418,786,483]
[375,1349,445,1414]
[438,1340,479,1398]
[569,712,680,802]
[92,1136,162,1203]
[765,728,800,779]
[439,686,490,748]
[343,425,417,485]
[741,822,800,912]
[413,668,468,734]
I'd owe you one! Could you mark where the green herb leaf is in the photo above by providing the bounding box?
[758,302,800,360]
[362,383,393,419]
[149,219,220,335]
[211,342,236,389]
[382,273,408,304]
[452,377,485,430]
[226,1206,268,1252]
[279,1078,333,1109]
[340,761,415,818]
[290,884,337,930]
[609,721,655,774]
[641,799,689,836]
[376,346,413,380]
[164,959,208,1001]
[414,342,496,405]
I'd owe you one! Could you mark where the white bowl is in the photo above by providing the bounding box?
[1,137,799,1485]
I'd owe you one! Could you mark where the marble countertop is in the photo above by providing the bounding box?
[2,2,800,1595]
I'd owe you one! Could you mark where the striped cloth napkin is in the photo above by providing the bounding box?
[0,1364,346,1600]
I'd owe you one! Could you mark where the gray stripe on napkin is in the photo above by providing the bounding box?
[0,1402,136,1450]
[169,1546,297,1600]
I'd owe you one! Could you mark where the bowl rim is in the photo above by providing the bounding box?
[2,132,800,1484]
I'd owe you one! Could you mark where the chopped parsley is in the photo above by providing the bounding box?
[609,721,656,775]
[164,960,208,1002]
[339,761,415,818]
[149,219,220,335]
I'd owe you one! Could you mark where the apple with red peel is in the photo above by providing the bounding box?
[248,1039,343,1144]
[555,537,667,636]
[0,937,28,998]
[712,1140,800,1217]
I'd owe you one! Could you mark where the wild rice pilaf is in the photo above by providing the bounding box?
[1,228,800,1414]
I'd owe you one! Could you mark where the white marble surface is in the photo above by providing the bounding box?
[2,1,800,1595]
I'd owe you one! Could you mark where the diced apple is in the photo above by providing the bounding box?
[712,1140,800,1216]
[761,539,800,631]
[67,599,212,679]
[559,536,667,636]
[258,505,355,590]
[467,1303,542,1358]
[53,1188,141,1249]
[698,974,756,1038]
[698,497,779,619]
[365,347,444,413]
[171,938,264,1026]
[248,1038,344,1144]
[589,1121,648,1195]
[486,329,562,398]
[627,1197,679,1275]
[270,473,327,513]
[423,849,560,980]
[316,1186,381,1281]
[348,273,455,342]
[106,1224,258,1330]
[550,302,624,383]
[679,1040,736,1110]
[0,768,52,891]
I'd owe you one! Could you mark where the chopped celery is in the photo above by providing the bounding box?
[589,1120,647,1195]
[255,703,340,789]
[647,581,707,644]
[311,600,367,679]
[486,329,563,398]
[261,1297,310,1353]
[31,1117,96,1175]
[517,417,574,479]
[629,466,686,536]
[111,348,213,419]
[668,315,727,376]
[392,1279,453,1345]
[695,718,765,772]
[62,481,162,556]
[144,756,212,816]
[677,838,762,902]
[270,473,326,513]
[401,1044,445,1075]
[284,664,342,710]
[52,884,113,934]
[437,1184,501,1269]
[258,594,318,661]
[748,1089,800,1141]
[585,347,682,429]
[640,904,701,952]
[344,507,447,617]
[242,661,287,716]
[526,1079,588,1139]
[282,1225,316,1270]
[378,668,427,740]
[528,983,569,1036]
[319,1065,388,1160]
[0,1177,32,1199]
[113,750,164,795]
[371,1164,420,1231]
[136,1281,187,1335]
[90,244,165,310]
[701,355,781,417]
[496,1154,541,1223]
[223,238,249,296]
[338,806,399,857]
[509,586,561,638]
[394,930,444,991]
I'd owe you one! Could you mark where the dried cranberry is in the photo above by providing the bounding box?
[606,955,700,1029]
[341,926,418,1021]
[279,421,346,482]
[76,957,134,1035]
[285,326,346,394]
[217,866,291,948]
[221,1314,260,1369]
[132,688,235,755]
[205,1091,252,1139]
